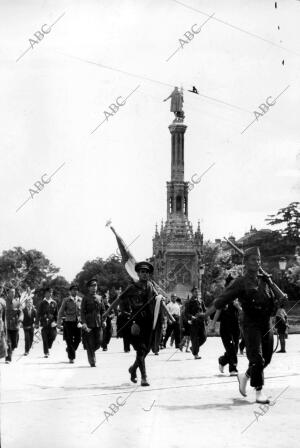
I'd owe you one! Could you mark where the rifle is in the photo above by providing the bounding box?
[224,237,288,304]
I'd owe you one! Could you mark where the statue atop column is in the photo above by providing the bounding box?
[163,87,185,122]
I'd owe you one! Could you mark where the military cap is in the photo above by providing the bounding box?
[190,286,198,293]
[135,261,154,274]
[244,247,261,259]
[69,283,78,291]
[44,285,53,292]
[86,278,98,287]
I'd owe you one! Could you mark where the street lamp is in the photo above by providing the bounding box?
[278,257,287,290]
[279,257,287,272]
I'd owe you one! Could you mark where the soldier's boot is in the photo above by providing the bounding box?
[128,361,138,383]
[139,357,150,387]
[238,372,249,397]
[256,388,270,404]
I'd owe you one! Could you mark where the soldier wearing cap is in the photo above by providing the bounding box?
[57,283,82,363]
[103,261,158,386]
[202,247,284,404]
[80,278,106,367]
[36,286,58,358]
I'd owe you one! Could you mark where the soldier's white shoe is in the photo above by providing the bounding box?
[238,373,249,397]
[256,389,270,404]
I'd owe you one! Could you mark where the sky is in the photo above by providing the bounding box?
[0,0,299,282]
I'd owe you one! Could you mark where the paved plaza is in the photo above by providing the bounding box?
[1,333,300,448]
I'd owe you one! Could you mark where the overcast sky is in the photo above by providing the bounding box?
[1,0,299,282]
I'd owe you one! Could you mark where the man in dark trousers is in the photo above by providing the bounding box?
[201,247,286,404]
[117,308,132,352]
[184,287,207,360]
[36,287,58,358]
[210,275,241,375]
[102,294,114,351]
[103,261,160,386]
[275,307,288,353]
[57,283,82,363]
[22,297,37,356]
[5,286,23,363]
[80,278,106,367]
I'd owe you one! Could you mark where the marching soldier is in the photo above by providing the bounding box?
[5,286,23,363]
[201,247,286,404]
[184,287,207,360]
[210,275,240,375]
[57,283,82,363]
[36,287,58,358]
[22,297,37,356]
[103,261,161,386]
[80,278,106,367]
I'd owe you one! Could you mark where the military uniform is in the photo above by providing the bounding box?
[58,294,82,361]
[117,309,132,352]
[214,272,277,389]
[80,293,106,366]
[184,296,206,357]
[5,297,23,362]
[37,298,58,356]
[218,302,240,373]
[118,280,156,377]
[22,304,37,354]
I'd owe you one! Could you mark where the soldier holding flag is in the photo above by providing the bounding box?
[105,224,174,386]
[103,261,158,386]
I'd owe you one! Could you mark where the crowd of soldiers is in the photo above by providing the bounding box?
[0,247,289,403]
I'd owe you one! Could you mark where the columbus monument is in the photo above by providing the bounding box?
[152,88,203,299]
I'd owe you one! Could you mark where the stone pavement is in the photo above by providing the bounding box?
[1,333,300,448]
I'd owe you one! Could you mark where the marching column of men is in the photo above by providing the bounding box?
[0,249,290,408]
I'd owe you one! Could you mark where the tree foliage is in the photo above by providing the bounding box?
[73,255,131,298]
[266,202,300,242]
[0,247,59,290]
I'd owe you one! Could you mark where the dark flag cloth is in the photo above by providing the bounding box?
[109,226,139,282]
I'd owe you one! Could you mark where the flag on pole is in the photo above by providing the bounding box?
[109,226,139,282]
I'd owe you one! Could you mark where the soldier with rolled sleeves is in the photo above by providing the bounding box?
[80,278,106,367]
[5,286,23,363]
[57,283,82,363]
[201,247,285,404]
[103,261,159,387]
[36,287,58,358]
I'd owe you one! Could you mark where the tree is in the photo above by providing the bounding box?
[74,256,131,296]
[0,247,59,291]
[266,202,300,242]
[201,241,242,305]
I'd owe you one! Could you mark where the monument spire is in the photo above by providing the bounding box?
[152,89,203,299]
